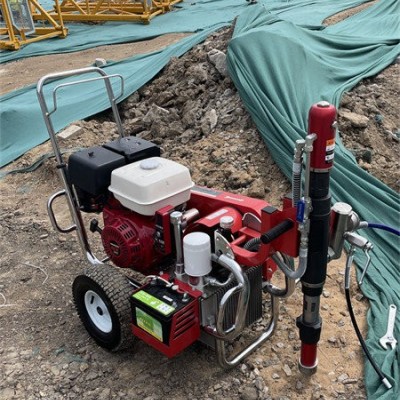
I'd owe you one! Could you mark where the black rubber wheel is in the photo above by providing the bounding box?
[72,266,134,351]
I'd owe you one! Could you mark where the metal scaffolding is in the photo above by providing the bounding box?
[0,0,67,50]
[39,0,183,24]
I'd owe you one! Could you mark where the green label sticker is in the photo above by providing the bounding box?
[136,308,163,342]
[132,290,175,316]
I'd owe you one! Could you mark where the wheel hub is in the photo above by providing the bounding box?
[84,290,112,333]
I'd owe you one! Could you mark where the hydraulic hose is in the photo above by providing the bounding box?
[272,251,307,280]
[292,139,305,206]
[360,222,400,236]
[344,249,392,390]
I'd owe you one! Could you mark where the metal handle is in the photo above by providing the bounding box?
[36,66,125,167]
[344,232,373,285]
[215,295,279,368]
[47,190,76,233]
[48,74,124,117]
[36,67,122,267]
[204,254,250,342]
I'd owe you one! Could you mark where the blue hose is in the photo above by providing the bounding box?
[366,223,400,236]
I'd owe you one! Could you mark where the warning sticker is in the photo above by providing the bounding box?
[136,308,163,342]
[325,153,335,162]
[326,138,335,152]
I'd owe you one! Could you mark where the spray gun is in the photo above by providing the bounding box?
[294,101,337,375]
[292,102,397,389]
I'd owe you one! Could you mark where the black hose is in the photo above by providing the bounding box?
[243,237,261,251]
[344,287,392,390]
[260,219,294,244]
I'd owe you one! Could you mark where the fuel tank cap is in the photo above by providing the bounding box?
[140,158,160,170]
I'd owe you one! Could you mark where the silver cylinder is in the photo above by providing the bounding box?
[329,202,353,260]
[170,211,184,276]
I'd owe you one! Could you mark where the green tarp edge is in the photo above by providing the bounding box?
[227,2,399,399]
[0,24,227,167]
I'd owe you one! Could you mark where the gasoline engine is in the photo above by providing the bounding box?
[37,67,396,383]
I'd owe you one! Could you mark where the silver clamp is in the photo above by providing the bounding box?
[344,232,373,285]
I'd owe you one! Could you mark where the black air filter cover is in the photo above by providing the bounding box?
[103,137,160,163]
[68,146,126,195]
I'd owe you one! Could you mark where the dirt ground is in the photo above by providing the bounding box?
[0,3,399,400]
[0,33,190,96]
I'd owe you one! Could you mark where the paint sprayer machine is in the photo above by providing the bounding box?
[37,68,397,386]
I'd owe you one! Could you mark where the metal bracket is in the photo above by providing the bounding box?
[214,231,235,259]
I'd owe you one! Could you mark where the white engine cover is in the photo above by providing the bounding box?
[109,157,194,215]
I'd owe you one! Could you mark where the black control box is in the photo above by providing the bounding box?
[68,146,126,196]
[103,137,160,163]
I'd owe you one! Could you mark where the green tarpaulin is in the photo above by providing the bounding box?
[0,0,399,398]
[227,2,399,398]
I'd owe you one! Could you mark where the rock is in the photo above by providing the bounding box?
[254,377,265,390]
[359,160,371,171]
[296,381,303,390]
[240,385,258,400]
[0,388,15,398]
[94,58,107,67]
[200,109,218,135]
[360,149,372,163]
[355,293,364,301]
[79,363,89,372]
[247,178,265,198]
[143,104,170,126]
[240,363,248,374]
[219,113,235,126]
[343,378,358,385]
[227,172,254,189]
[340,111,369,128]
[166,121,185,136]
[282,364,292,376]
[208,49,228,77]
[50,365,61,376]
[186,63,209,83]
[58,124,84,141]
[98,388,112,400]
[340,93,352,108]
[374,114,384,124]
